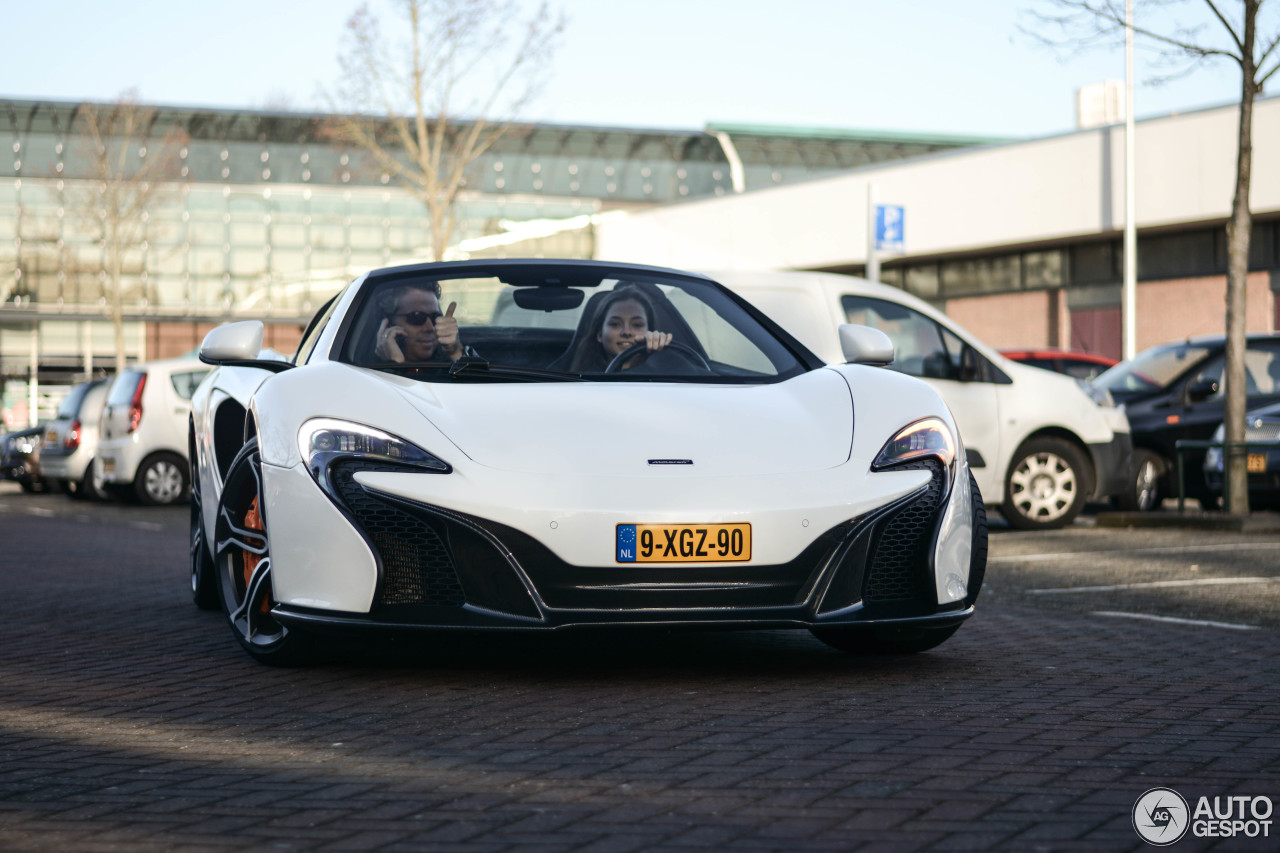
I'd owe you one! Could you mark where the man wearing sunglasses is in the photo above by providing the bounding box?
[374,282,477,363]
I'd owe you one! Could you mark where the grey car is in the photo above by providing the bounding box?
[40,379,110,500]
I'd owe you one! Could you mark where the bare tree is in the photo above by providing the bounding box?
[1026,0,1280,514]
[327,0,564,261]
[65,92,187,375]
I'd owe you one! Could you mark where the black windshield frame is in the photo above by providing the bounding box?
[328,260,825,383]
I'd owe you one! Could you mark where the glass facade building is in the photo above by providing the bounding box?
[0,98,991,424]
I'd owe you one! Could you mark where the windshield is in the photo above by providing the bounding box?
[338,266,807,383]
[1094,342,1213,393]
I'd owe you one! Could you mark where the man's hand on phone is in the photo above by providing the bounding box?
[375,318,407,362]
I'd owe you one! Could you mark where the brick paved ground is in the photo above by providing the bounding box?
[0,501,1278,851]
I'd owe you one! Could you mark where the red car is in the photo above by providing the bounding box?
[999,349,1118,382]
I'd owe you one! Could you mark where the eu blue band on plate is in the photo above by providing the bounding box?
[616,524,637,562]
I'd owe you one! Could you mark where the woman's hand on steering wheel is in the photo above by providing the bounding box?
[605,340,711,373]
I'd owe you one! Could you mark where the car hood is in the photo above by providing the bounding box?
[392,369,855,476]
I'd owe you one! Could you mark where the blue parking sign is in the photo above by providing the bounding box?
[875,205,904,252]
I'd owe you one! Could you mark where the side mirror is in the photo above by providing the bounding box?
[1187,379,1220,403]
[838,324,894,365]
[200,321,264,363]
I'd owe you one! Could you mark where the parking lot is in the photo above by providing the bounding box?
[1,481,1278,851]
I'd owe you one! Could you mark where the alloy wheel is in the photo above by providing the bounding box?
[1009,451,1077,524]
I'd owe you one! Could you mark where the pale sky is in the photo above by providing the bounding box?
[0,0,1270,138]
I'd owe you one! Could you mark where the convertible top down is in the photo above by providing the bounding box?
[190,260,986,664]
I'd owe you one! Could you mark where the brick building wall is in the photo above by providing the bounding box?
[145,321,305,361]
[1135,272,1274,351]
[941,272,1276,357]
[941,290,1056,349]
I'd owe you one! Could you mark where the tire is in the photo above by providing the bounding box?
[1002,437,1090,530]
[190,459,219,610]
[966,470,988,607]
[133,452,188,506]
[812,624,960,655]
[73,461,109,502]
[1113,448,1164,512]
[213,439,313,665]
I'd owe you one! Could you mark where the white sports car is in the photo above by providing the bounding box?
[190,260,987,664]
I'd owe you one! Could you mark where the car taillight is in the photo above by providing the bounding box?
[66,419,81,451]
[128,373,148,433]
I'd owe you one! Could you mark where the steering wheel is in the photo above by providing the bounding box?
[605,341,711,373]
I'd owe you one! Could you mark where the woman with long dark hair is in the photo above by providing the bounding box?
[569,287,672,372]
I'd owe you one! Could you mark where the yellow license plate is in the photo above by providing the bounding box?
[101,458,116,475]
[1248,453,1268,473]
[46,429,58,443]
[616,523,751,563]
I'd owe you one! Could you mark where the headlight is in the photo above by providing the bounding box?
[299,418,450,492]
[873,417,957,472]
[1077,379,1114,408]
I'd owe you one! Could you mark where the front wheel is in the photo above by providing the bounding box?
[1112,448,1164,512]
[190,462,219,610]
[134,452,188,505]
[213,439,312,665]
[1002,438,1089,530]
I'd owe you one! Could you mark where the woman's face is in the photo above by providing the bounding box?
[598,298,649,357]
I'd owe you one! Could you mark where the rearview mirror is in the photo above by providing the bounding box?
[512,286,585,312]
[838,324,894,365]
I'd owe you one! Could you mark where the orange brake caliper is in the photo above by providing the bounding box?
[242,496,270,613]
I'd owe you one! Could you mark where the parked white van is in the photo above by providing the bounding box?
[716,271,1132,529]
[96,357,211,505]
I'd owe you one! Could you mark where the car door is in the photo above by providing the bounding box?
[840,295,1002,495]
[1161,340,1280,487]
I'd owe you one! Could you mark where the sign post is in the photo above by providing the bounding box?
[866,184,904,283]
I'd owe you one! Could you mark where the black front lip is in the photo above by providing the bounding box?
[272,601,974,634]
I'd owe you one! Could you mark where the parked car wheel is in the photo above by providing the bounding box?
[1113,448,1164,512]
[1002,437,1089,530]
[214,440,312,665]
[190,469,219,610]
[64,460,109,501]
[133,452,188,505]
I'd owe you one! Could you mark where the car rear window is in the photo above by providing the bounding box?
[170,370,211,400]
[55,382,94,418]
[107,370,146,406]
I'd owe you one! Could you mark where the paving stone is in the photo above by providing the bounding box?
[2,502,1280,851]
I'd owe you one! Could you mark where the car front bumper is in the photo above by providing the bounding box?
[1088,431,1134,499]
[265,457,979,634]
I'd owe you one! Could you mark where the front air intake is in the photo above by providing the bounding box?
[862,459,945,605]
[329,460,466,607]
